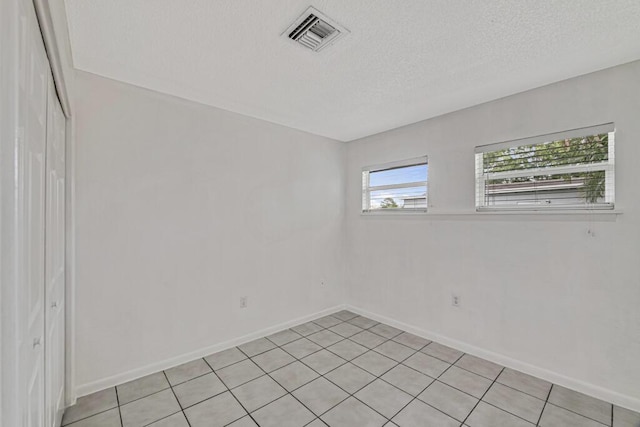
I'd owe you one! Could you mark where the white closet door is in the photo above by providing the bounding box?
[45,76,66,427]
[18,0,50,424]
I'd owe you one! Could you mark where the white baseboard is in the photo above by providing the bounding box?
[345,304,640,413]
[75,304,346,398]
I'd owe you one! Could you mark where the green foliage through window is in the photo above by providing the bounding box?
[379,197,399,209]
[483,133,609,203]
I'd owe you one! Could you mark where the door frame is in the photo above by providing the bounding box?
[1,1,23,425]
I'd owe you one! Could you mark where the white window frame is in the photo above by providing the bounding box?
[361,156,428,214]
[475,123,615,212]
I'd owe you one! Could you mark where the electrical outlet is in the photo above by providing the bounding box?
[451,294,460,307]
[240,296,248,308]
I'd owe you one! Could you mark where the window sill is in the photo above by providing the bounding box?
[360,209,622,221]
[361,210,428,216]
[475,208,621,215]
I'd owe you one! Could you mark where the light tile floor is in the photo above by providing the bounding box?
[62,310,640,427]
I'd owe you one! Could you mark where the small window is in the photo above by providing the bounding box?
[362,156,428,213]
[475,124,615,211]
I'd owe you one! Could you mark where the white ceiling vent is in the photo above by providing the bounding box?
[283,7,349,52]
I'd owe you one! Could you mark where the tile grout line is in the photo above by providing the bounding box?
[350,339,435,422]
[542,384,613,427]
[110,369,201,410]
[416,353,552,425]
[491,375,550,402]
[611,402,614,426]
[536,382,554,426]
[161,319,350,421]
[417,347,613,426]
[116,387,171,410]
[141,411,184,427]
[234,341,333,424]
[387,350,558,424]
[383,347,468,425]
[161,370,191,427]
[407,361,579,427]
[307,318,412,420]
[540,401,611,427]
[461,366,505,426]
[476,396,541,426]
[62,390,125,427]
[201,356,262,427]
[422,365,551,425]
[343,322,527,396]
[302,314,415,422]
[231,320,363,425]
[301,320,452,423]
[61,406,119,427]
[238,314,409,423]
[114,385,124,427]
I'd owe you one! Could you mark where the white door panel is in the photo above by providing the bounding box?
[18,0,51,425]
[45,75,66,427]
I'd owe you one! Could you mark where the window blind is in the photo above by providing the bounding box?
[475,124,615,211]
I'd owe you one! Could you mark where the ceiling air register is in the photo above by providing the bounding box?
[284,7,349,52]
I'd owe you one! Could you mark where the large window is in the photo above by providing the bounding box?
[475,124,615,211]
[362,157,428,213]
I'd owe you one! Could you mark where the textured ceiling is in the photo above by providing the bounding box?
[64,0,640,141]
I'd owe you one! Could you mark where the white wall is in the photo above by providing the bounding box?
[73,71,346,392]
[346,61,640,407]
